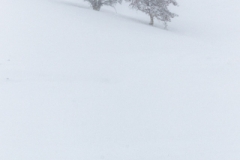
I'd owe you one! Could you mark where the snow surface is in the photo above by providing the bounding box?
[1,0,240,159]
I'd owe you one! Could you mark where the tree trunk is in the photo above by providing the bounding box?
[149,14,154,25]
[93,5,101,11]
[92,0,101,11]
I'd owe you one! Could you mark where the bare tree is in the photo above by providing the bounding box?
[85,0,122,11]
[127,0,178,28]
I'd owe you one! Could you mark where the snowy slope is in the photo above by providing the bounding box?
[1,0,240,159]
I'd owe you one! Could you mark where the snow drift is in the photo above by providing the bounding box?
[1,0,240,159]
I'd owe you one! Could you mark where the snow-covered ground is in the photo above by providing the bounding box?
[1,0,240,159]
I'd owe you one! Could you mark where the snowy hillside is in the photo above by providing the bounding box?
[1,0,240,159]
